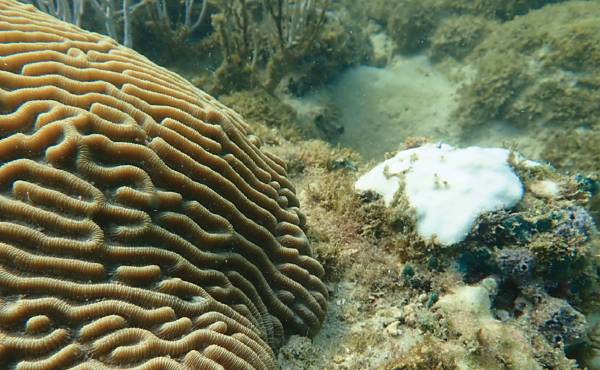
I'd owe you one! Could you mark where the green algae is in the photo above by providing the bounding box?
[364,0,562,54]
[456,2,600,130]
[429,15,496,62]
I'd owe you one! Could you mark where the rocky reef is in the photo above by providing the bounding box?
[271,137,599,369]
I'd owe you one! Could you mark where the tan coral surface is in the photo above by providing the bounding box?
[0,1,326,368]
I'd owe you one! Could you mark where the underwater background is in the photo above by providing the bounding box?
[19,0,600,369]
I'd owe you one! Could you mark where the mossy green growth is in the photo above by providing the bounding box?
[381,335,459,370]
[429,15,496,62]
[130,2,219,68]
[528,233,590,284]
[209,58,261,95]
[363,0,561,54]
[205,0,372,95]
[456,1,600,131]
[456,50,533,128]
[469,158,599,297]
[543,129,600,179]
[449,2,600,221]
[218,89,309,140]
[378,0,438,54]
[270,18,373,95]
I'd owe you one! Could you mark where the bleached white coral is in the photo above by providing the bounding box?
[355,143,524,245]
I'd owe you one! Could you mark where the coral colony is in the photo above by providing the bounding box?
[355,143,524,245]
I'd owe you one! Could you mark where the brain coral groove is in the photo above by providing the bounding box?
[0,1,327,368]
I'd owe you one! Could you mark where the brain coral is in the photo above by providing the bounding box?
[0,1,327,368]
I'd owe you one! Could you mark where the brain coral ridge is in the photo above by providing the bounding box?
[0,0,327,368]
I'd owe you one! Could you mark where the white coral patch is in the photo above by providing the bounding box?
[355,143,524,245]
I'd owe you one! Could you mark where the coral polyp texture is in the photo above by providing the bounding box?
[0,1,326,368]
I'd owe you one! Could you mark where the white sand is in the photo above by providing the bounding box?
[329,55,459,160]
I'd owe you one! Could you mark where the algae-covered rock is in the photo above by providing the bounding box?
[456,49,534,129]
[531,295,587,348]
[429,15,497,61]
[430,279,546,370]
[381,335,460,370]
[425,3,600,250]
[583,315,600,370]
[445,2,600,230]
[219,89,305,140]
[543,126,600,180]
[364,0,562,54]
[352,141,599,367]
[454,2,600,166]
[276,14,373,96]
